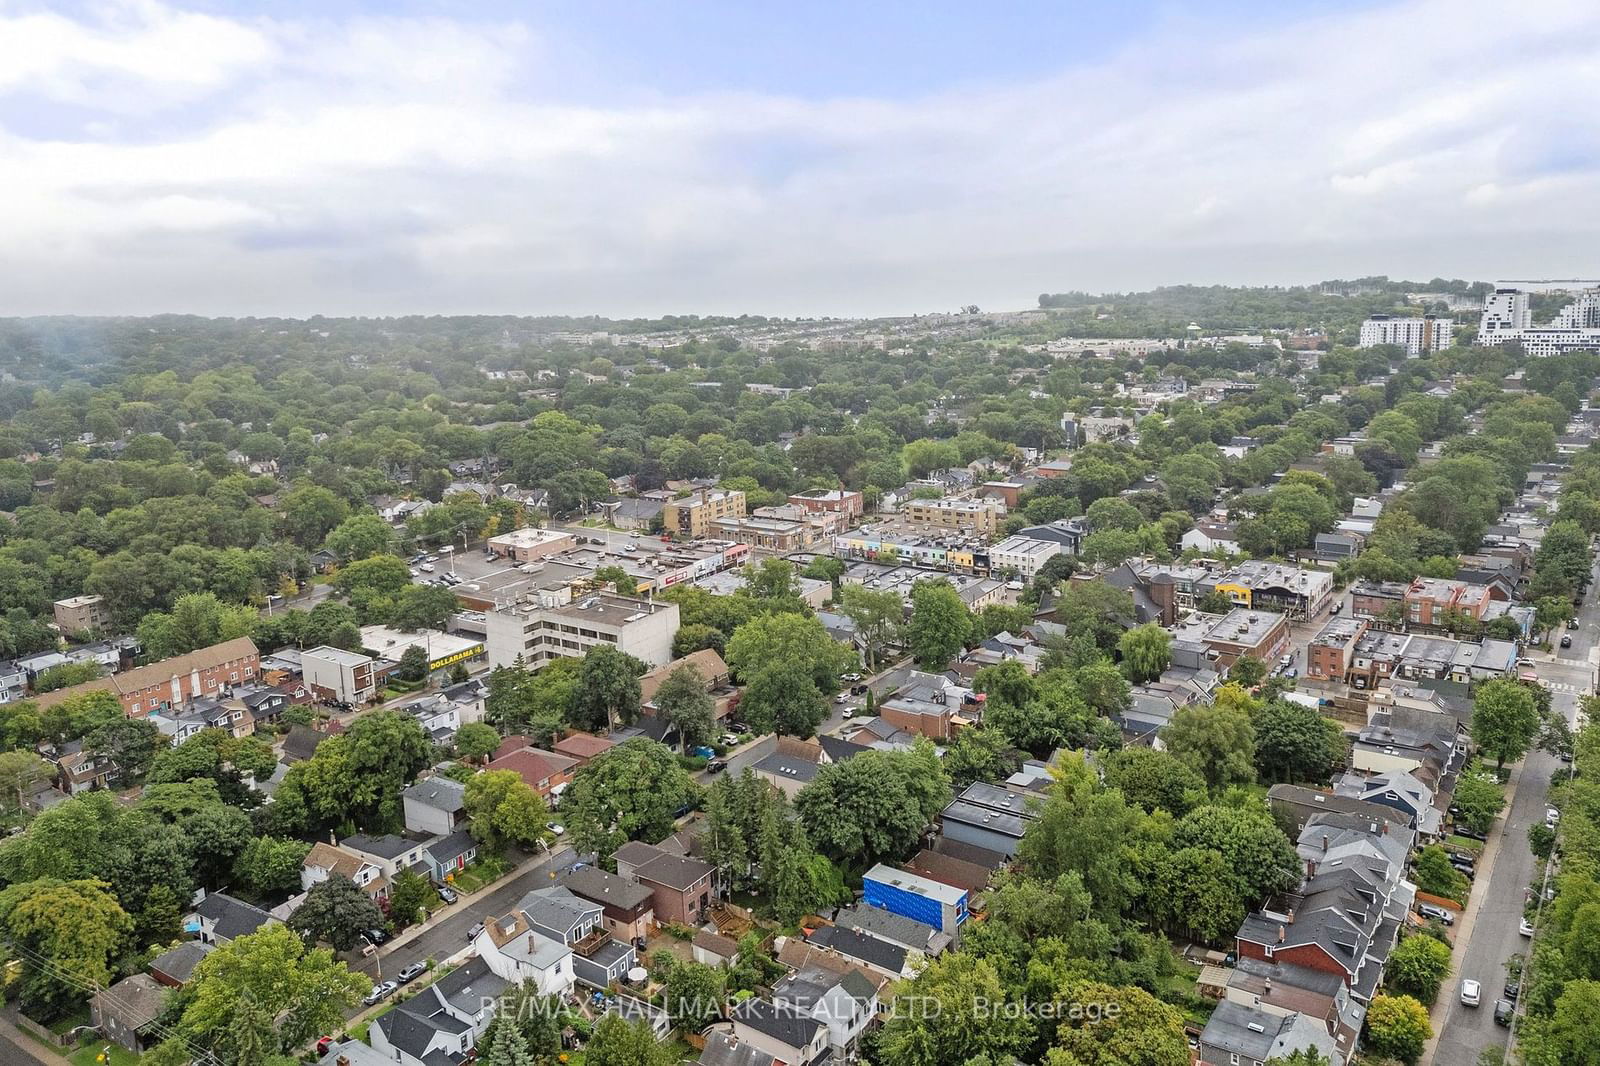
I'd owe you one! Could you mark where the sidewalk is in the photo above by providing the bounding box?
[364,843,571,963]
[1420,759,1525,1066]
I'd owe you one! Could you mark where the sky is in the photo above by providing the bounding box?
[2,0,1599,319]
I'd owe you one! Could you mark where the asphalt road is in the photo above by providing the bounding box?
[1430,572,1598,1066]
[347,844,578,995]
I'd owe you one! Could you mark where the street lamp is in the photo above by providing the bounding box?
[360,932,382,981]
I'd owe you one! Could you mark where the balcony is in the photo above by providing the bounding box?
[571,927,613,958]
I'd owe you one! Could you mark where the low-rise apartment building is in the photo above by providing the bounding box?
[788,488,864,520]
[662,489,747,538]
[53,594,112,635]
[32,637,261,717]
[903,496,1005,535]
[1168,608,1291,670]
[301,646,378,705]
[484,588,678,670]
[1206,562,1335,620]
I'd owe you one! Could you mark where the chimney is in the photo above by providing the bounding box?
[1278,926,1286,944]
[1380,821,1388,835]
[1321,834,1329,852]
[1263,978,1273,994]
[338,1058,351,1066]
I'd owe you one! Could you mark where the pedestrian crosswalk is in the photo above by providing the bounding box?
[1545,681,1585,695]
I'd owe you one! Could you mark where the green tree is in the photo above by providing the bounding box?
[660,958,726,1031]
[388,869,436,928]
[1385,933,1453,1004]
[1451,770,1505,835]
[164,922,369,1060]
[1101,746,1206,815]
[1151,846,1246,942]
[83,716,161,787]
[1364,993,1431,1065]
[1161,689,1257,792]
[1412,845,1468,902]
[1472,679,1542,768]
[877,952,1029,1066]
[324,512,394,560]
[565,739,699,862]
[454,721,502,762]
[725,611,854,690]
[464,769,552,851]
[1229,655,1267,687]
[653,664,716,752]
[796,741,951,867]
[1253,700,1341,783]
[281,482,351,547]
[289,874,386,951]
[906,579,971,669]
[0,750,51,817]
[481,1021,538,1066]
[943,727,1016,789]
[1173,803,1300,903]
[32,661,104,693]
[1118,623,1171,684]
[585,1014,678,1066]
[571,645,648,731]
[394,644,431,683]
[838,583,904,670]
[0,878,132,1020]
[739,663,830,738]
[233,835,311,897]
[1046,978,1189,1066]
[1522,979,1600,1066]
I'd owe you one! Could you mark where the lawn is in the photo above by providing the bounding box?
[68,1043,140,1066]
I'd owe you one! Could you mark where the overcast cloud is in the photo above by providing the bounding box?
[1,0,1598,318]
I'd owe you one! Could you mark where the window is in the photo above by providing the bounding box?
[1230,1055,1239,1066]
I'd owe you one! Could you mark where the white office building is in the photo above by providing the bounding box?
[1479,287,1600,357]
[989,534,1068,579]
[1357,315,1453,356]
[484,588,678,670]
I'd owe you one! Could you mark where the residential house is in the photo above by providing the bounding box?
[640,648,735,722]
[904,848,993,895]
[32,636,261,716]
[698,1031,778,1066]
[148,942,214,988]
[192,892,276,944]
[1266,784,1413,839]
[487,741,578,801]
[47,739,113,794]
[614,841,717,925]
[552,732,616,766]
[692,929,741,969]
[1182,520,1242,555]
[1334,770,1444,838]
[1198,999,1345,1066]
[370,956,509,1066]
[1305,617,1370,682]
[301,646,378,706]
[421,831,481,884]
[753,746,824,801]
[403,776,469,836]
[511,886,636,988]
[301,841,388,899]
[773,963,880,1060]
[90,974,167,1053]
[562,866,656,944]
[805,925,913,981]
[877,671,978,742]
[474,910,577,998]
[729,998,831,1066]
[834,904,949,957]
[340,833,435,879]
[861,864,969,936]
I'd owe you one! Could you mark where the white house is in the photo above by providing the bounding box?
[1181,520,1241,556]
[474,912,577,998]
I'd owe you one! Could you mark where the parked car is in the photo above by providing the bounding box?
[719,733,741,747]
[1455,824,1488,842]
[363,927,388,945]
[1570,618,1582,630]
[1278,653,1293,668]
[842,672,863,682]
[706,758,727,773]
[546,821,565,836]
[1521,917,1537,936]
[1495,999,1514,1026]
[835,692,850,704]
[397,963,427,984]
[841,708,855,719]
[1505,980,1520,1000]
[437,885,458,904]
[364,981,398,1006]
[468,922,486,941]
[1419,903,1455,926]
[1461,979,1482,1007]
[1562,635,1574,648]
[419,562,436,573]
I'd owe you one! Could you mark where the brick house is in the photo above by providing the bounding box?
[613,841,717,925]
[487,739,578,800]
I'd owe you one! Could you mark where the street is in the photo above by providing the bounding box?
[347,844,577,999]
[1429,575,1598,1066]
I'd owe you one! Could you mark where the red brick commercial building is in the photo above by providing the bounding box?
[787,488,864,520]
